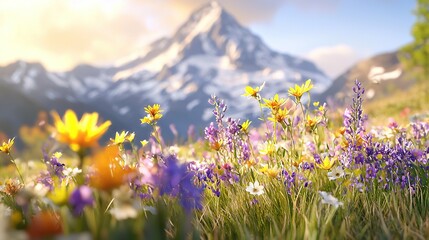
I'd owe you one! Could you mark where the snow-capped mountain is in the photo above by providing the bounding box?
[0,1,331,140]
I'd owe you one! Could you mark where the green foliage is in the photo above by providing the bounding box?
[400,0,429,112]
[400,0,429,80]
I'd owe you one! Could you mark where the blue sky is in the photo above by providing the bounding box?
[250,0,415,77]
[0,0,416,78]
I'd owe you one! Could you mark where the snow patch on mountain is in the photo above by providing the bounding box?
[368,67,402,83]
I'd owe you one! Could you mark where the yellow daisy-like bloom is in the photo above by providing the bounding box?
[334,127,346,138]
[51,110,111,152]
[317,156,336,170]
[305,115,321,130]
[262,94,286,113]
[47,182,71,206]
[140,104,163,125]
[0,138,15,154]
[259,165,279,179]
[242,82,265,99]
[110,131,135,145]
[140,140,149,147]
[210,140,223,151]
[268,107,289,123]
[259,141,276,156]
[288,79,313,102]
[240,120,252,134]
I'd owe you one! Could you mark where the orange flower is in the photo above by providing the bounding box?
[26,211,62,239]
[51,109,111,152]
[90,145,136,191]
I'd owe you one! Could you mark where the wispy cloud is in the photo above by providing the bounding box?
[0,0,342,70]
[305,44,364,78]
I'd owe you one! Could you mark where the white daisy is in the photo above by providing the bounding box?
[246,181,264,195]
[318,191,343,208]
[327,166,345,181]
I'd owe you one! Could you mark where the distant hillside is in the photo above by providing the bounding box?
[316,51,416,108]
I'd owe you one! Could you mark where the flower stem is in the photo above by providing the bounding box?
[77,149,86,170]
[152,125,163,152]
[8,153,25,184]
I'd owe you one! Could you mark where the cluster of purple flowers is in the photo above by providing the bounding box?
[138,154,204,212]
[37,147,66,190]
[340,80,429,192]
[205,96,252,165]
[189,161,239,197]
[281,169,312,194]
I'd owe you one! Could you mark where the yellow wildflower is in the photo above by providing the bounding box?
[259,164,269,173]
[266,168,279,178]
[260,165,279,178]
[240,120,252,134]
[268,107,289,123]
[110,131,135,145]
[140,140,149,147]
[317,156,336,170]
[242,82,265,99]
[293,156,305,167]
[51,110,111,152]
[127,132,135,142]
[259,141,276,156]
[305,115,321,129]
[244,159,257,168]
[210,140,223,151]
[288,79,313,102]
[0,138,15,154]
[334,127,346,138]
[47,183,70,205]
[140,104,163,125]
[53,152,62,159]
[262,94,286,113]
[313,101,320,107]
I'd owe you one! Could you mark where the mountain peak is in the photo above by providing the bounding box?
[175,1,227,39]
[207,1,222,11]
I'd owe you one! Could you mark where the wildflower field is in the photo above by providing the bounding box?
[1,80,429,239]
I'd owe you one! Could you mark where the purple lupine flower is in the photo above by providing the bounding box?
[37,172,54,191]
[282,169,296,194]
[204,122,219,143]
[154,155,204,212]
[313,153,322,164]
[241,141,250,162]
[42,149,65,180]
[208,95,227,126]
[300,162,314,171]
[69,186,94,216]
